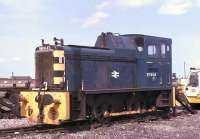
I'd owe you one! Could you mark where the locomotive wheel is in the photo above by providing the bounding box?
[126,98,140,112]
[87,105,96,124]
[95,104,111,124]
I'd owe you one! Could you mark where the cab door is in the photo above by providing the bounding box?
[159,43,171,87]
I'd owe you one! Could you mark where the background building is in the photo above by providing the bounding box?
[0,76,35,88]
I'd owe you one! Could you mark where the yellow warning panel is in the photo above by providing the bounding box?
[53,50,64,57]
[53,77,64,84]
[20,91,70,125]
[53,63,65,71]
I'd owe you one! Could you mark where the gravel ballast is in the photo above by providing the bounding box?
[1,111,200,139]
[0,118,35,129]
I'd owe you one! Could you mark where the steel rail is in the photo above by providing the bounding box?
[0,124,62,138]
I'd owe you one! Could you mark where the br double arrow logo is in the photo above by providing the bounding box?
[111,70,120,79]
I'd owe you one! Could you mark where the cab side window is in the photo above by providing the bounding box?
[166,45,170,52]
[161,43,166,57]
[148,45,157,56]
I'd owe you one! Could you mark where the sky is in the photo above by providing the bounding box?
[0,0,200,78]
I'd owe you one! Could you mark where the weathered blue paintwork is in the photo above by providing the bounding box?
[63,32,172,93]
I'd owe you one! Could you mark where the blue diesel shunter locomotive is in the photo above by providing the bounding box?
[20,32,172,124]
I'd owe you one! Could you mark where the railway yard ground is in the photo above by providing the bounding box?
[0,109,200,139]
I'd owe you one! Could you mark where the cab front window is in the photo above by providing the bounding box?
[189,72,199,87]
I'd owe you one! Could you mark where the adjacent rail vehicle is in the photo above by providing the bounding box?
[185,68,200,104]
[20,32,173,124]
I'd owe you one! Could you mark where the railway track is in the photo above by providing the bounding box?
[0,123,86,138]
[0,124,61,138]
[0,120,89,138]
[0,110,183,138]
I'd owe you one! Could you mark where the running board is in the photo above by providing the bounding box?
[105,109,156,117]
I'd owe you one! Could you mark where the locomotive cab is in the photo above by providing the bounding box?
[136,36,172,89]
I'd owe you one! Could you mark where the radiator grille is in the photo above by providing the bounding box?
[35,51,54,87]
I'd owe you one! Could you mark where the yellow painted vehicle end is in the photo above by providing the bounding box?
[20,91,70,125]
